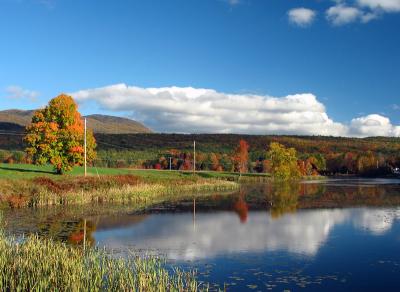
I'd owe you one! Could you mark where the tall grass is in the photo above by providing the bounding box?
[0,232,203,291]
[0,175,238,208]
[33,181,238,207]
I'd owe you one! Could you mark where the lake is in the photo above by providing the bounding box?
[4,178,400,291]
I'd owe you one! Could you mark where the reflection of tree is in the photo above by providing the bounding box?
[299,183,325,197]
[37,217,97,247]
[68,219,96,246]
[233,191,249,223]
[268,182,299,219]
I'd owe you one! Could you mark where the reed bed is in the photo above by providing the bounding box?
[0,232,203,291]
[0,175,238,208]
[34,181,237,207]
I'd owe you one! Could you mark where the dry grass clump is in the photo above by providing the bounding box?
[33,175,141,193]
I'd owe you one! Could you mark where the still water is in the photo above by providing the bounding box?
[4,178,400,291]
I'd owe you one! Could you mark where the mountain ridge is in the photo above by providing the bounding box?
[0,109,152,134]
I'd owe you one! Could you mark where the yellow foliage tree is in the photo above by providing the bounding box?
[267,142,300,179]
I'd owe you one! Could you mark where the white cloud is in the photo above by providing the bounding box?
[357,0,400,12]
[288,8,317,27]
[324,0,400,25]
[5,85,39,101]
[71,83,400,137]
[326,4,363,25]
[349,114,400,136]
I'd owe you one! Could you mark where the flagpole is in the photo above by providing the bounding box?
[84,118,87,177]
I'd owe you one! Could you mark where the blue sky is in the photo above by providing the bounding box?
[0,0,399,136]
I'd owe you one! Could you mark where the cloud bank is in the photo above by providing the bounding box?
[72,84,400,137]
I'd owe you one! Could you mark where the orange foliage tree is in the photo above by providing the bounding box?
[25,94,96,174]
[234,139,249,174]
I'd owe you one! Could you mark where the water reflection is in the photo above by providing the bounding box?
[4,178,400,254]
[233,190,248,223]
[93,208,400,260]
[3,178,400,291]
[268,183,299,218]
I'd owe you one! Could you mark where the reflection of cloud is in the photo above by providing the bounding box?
[94,208,399,260]
[95,208,400,260]
[95,210,348,260]
[351,209,400,235]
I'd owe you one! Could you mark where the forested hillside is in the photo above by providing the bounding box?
[1,131,399,176]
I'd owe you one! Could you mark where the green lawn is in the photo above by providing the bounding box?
[0,163,270,181]
[0,163,129,179]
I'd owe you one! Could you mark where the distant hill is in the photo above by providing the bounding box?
[0,110,36,127]
[0,109,152,134]
[84,114,151,134]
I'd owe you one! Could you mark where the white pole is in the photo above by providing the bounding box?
[84,118,87,177]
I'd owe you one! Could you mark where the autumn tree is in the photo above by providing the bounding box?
[25,94,96,174]
[267,142,300,179]
[209,153,222,171]
[233,139,249,175]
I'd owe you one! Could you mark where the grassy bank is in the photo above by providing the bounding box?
[0,164,241,208]
[0,176,238,208]
[0,163,270,181]
[0,232,202,291]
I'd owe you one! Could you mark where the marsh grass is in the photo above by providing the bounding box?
[0,232,203,291]
[0,174,238,208]
[33,181,238,207]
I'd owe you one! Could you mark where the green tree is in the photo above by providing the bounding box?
[267,142,300,179]
[25,94,96,174]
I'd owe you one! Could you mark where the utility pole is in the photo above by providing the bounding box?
[169,157,172,171]
[84,118,87,177]
[193,140,196,174]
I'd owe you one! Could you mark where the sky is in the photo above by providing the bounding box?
[0,0,399,136]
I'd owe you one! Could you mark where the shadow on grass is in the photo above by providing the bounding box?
[0,166,55,175]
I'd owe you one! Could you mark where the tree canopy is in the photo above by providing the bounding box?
[267,142,300,179]
[25,94,96,174]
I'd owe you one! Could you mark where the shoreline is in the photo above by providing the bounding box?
[0,171,239,209]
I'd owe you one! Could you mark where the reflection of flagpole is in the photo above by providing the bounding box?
[193,198,196,231]
[83,218,86,252]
